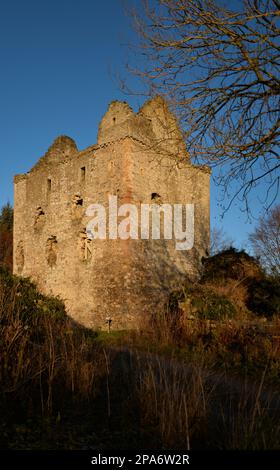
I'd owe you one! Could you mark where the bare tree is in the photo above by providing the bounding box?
[249,204,280,275]
[210,226,234,255]
[128,0,280,212]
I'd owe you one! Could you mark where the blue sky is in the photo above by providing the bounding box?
[0,0,278,250]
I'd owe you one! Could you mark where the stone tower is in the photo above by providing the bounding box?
[13,96,210,329]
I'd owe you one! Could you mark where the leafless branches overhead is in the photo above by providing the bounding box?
[128,0,280,212]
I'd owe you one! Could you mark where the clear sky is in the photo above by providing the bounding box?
[0,0,278,251]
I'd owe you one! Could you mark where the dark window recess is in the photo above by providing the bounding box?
[72,194,83,207]
[37,207,45,216]
[113,117,116,124]
[81,167,86,182]
[151,192,161,200]
[47,178,52,193]
[75,196,83,206]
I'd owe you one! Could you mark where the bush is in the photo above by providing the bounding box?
[0,203,13,273]
[191,288,237,320]
[247,278,280,318]
[0,266,66,325]
[169,285,237,321]
[202,248,263,283]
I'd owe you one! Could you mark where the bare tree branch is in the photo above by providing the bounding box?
[249,204,280,275]
[127,0,280,213]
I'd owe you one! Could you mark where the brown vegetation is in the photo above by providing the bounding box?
[0,203,13,272]
[0,240,279,449]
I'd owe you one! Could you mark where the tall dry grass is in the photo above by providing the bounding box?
[128,293,280,449]
[135,353,280,449]
[1,267,279,450]
[0,268,104,423]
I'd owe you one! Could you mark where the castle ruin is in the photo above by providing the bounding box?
[13,96,210,329]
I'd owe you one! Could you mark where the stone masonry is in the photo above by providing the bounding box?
[13,96,210,329]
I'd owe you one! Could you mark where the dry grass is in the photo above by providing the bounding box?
[1,267,280,450]
[135,353,280,449]
[137,357,213,449]
[0,269,105,422]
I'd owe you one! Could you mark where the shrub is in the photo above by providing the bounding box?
[247,278,280,318]
[0,266,66,325]
[0,203,13,273]
[169,285,237,321]
[202,248,263,283]
[191,288,237,320]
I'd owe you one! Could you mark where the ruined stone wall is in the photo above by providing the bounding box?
[14,97,210,329]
